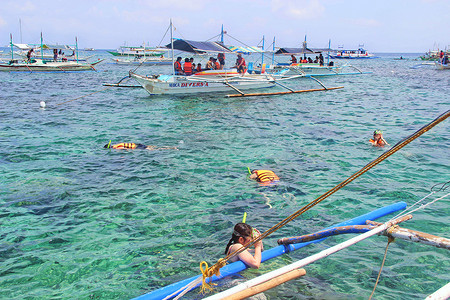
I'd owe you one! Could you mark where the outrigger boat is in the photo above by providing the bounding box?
[119,22,344,97]
[1,34,103,72]
[329,46,377,59]
[107,45,165,57]
[111,56,172,66]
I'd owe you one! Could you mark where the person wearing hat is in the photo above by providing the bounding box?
[235,53,246,74]
[370,130,389,147]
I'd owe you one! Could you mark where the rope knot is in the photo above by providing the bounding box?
[199,258,227,294]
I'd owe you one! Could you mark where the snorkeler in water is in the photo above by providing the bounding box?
[104,141,178,150]
[249,169,280,184]
[224,223,263,269]
[369,130,389,147]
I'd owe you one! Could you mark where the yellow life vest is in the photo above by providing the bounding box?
[255,170,279,183]
[112,143,137,149]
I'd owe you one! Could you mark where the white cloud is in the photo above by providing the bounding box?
[271,0,325,19]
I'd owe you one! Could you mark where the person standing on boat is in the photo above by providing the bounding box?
[439,50,444,63]
[235,53,246,74]
[218,53,225,69]
[174,57,183,75]
[319,53,324,66]
[53,49,58,62]
[224,223,263,269]
[26,49,34,62]
[369,130,389,147]
[183,58,193,76]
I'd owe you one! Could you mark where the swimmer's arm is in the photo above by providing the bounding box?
[237,243,262,269]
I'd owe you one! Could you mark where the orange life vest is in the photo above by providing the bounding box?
[112,143,137,149]
[214,61,220,70]
[254,170,279,183]
[184,62,192,74]
[369,139,384,147]
[174,61,182,71]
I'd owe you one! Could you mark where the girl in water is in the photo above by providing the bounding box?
[224,223,263,269]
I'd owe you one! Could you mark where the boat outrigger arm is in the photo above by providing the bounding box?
[132,202,407,300]
[226,75,344,98]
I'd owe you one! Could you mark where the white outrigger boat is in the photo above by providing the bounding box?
[130,70,279,95]
[111,56,172,66]
[1,34,103,72]
[107,21,344,97]
[0,58,102,72]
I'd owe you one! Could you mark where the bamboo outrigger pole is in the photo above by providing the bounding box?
[226,85,343,98]
[204,215,412,300]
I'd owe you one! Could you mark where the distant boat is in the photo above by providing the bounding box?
[107,46,165,57]
[435,61,450,70]
[111,56,172,66]
[84,48,95,51]
[329,47,377,59]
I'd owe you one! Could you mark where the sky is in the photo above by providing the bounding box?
[0,0,449,53]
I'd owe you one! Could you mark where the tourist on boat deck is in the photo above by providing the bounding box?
[439,50,444,63]
[249,169,280,185]
[196,63,202,72]
[26,49,34,62]
[290,55,297,64]
[235,53,246,74]
[369,130,388,147]
[183,58,193,75]
[319,53,324,66]
[174,57,183,75]
[213,58,220,70]
[53,49,58,62]
[206,57,214,70]
[218,53,225,69]
[308,57,313,63]
[314,56,319,63]
[224,223,263,269]
[104,142,178,150]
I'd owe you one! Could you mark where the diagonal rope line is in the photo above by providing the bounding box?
[197,109,450,291]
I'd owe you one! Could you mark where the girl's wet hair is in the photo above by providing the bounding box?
[224,223,252,255]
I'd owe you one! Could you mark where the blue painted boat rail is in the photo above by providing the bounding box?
[133,201,407,300]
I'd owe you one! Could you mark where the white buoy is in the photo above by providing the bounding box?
[40,101,46,108]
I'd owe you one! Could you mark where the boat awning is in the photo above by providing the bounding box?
[166,39,231,54]
[227,45,263,54]
[43,44,73,50]
[275,47,319,55]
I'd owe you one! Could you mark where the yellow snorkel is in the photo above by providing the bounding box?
[242,212,247,223]
[107,140,112,149]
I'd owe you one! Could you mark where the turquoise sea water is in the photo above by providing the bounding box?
[0,52,449,299]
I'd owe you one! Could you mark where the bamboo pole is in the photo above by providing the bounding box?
[226,86,343,98]
[367,220,450,250]
[426,282,450,300]
[222,269,306,300]
[203,215,412,300]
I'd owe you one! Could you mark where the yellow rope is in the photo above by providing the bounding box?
[368,236,395,300]
[199,110,449,292]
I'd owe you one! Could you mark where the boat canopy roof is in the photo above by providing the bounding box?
[13,43,73,50]
[275,47,329,55]
[227,45,263,54]
[166,39,231,54]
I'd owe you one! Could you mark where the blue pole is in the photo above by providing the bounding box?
[221,25,224,44]
[272,36,275,65]
[132,201,407,300]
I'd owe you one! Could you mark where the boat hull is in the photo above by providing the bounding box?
[0,59,102,72]
[130,72,276,95]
